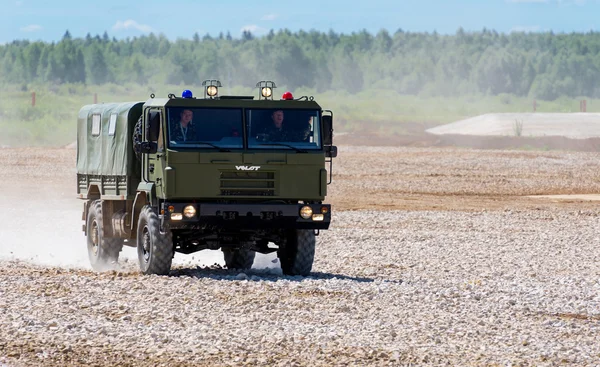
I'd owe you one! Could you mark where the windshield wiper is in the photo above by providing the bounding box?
[197,141,230,152]
[258,143,307,153]
[171,141,231,152]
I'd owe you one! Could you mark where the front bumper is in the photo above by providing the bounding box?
[162,202,331,230]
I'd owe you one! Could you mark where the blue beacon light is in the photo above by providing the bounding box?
[182,89,193,98]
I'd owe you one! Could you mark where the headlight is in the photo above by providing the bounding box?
[261,87,272,98]
[299,206,313,219]
[183,205,196,218]
[206,85,218,97]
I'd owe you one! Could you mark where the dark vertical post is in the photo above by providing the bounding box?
[31,92,36,107]
[94,93,98,104]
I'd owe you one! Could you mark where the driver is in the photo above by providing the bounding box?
[260,110,312,142]
[264,110,288,141]
[264,110,297,141]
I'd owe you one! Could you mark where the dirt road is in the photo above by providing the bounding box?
[1,146,599,366]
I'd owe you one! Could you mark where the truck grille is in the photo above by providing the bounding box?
[219,171,276,196]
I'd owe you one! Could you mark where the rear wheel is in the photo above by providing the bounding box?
[86,200,123,271]
[222,248,255,270]
[136,205,173,275]
[278,230,316,276]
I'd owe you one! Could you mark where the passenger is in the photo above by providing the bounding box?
[170,109,196,142]
[301,116,313,142]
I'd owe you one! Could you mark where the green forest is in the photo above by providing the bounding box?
[2,28,600,100]
[2,28,600,146]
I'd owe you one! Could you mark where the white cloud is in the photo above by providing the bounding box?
[20,24,42,32]
[240,24,266,34]
[261,13,278,21]
[511,25,542,32]
[112,20,153,33]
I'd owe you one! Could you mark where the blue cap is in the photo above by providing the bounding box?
[182,89,193,98]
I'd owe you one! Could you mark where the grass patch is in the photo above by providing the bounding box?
[1,83,598,146]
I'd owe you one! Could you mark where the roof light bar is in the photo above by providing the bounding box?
[202,79,222,99]
[256,81,277,100]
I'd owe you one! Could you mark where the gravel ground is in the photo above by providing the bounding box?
[1,146,600,366]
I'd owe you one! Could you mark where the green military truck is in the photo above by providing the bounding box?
[77,81,337,276]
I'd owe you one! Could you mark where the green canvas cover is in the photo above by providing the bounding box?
[76,102,143,176]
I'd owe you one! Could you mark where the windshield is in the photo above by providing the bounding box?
[166,107,243,149]
[247,109,321,150]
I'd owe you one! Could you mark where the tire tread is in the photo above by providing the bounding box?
[137,205,173,275]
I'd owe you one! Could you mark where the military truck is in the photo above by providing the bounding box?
[77,80,337,276]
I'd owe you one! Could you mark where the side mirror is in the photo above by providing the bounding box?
[146,111,160,141]
[322,115,333,146]
[325,145,337,158]
[137,141,157,154]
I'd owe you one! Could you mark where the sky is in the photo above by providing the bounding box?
[1,0,599,44]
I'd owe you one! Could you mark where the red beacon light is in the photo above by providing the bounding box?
[281,91,294,100]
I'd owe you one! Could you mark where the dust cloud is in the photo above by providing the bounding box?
[0,195,279,272]
[0,161,279,273]
[0,195,87,268]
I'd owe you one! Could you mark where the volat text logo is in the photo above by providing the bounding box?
[235,165,261,171]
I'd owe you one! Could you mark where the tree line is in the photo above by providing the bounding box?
[2,28,600,100]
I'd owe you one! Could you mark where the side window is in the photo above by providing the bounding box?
[147,109,164,151]
[108,113,118,136]
[91,114,101,136]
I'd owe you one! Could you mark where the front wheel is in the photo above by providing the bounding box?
[278,230,316,276]
[222,248,255,270]
[136,205,173,275]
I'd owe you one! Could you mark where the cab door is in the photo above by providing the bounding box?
[145,108,167,198]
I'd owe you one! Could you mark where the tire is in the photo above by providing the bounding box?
[222,248,256,270]
[278,230,316,276]
[133,116,143,161]
[86,200,123,271]
[136,205,173,275]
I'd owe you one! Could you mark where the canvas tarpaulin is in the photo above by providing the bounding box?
[76,102,143,177]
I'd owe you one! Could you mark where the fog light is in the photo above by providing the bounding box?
[168,206,175,213]
[321,206,328,214]
[171,213,183,220]
[299,206,313,219]
[312,214,324,221]
[183,205,196,218]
